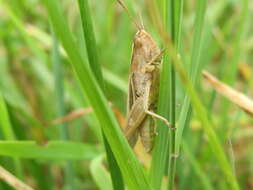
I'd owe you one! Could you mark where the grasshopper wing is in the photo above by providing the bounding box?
[125,74,139,147]
[125,97,147,147]
[127,74,135,113]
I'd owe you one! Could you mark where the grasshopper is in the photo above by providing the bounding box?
[118,1,171,152]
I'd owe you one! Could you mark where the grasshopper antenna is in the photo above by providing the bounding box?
[117,0,143,30]
[138,13,145,30]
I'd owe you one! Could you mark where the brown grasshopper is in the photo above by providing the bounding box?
[118,0,171,152]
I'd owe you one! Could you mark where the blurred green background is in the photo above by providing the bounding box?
[0,0,252,190]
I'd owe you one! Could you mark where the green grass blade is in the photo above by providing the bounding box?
[0,1,48,64]
[42,0,151,189]
[168,0,184,190]
[220,0,249,127]
[52,36,69,140]
[78,0,103,85]
[149,0,170,188]
[52,33,75,190]
[149,0,183,189]
[182,142,214,190]
[176,0,207,153]
[90,155,113,190]
[103,69,128,93]
[221,0,249,86]
[77,0,124,189]
[0,93,16,140]
[0,141,98,160]
[0,93,23,179]
[167,48,240,190]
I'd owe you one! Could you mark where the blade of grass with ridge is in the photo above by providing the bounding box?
[167,0,184,189]
[0,141,98,160]
[0,93,23,179]
[164,43,241,190]
[175,0,207,155]
[149,0,170,188]
[220,0,249,129]
[90,155,113,190]
[42,0,151,189]
[146,3,241,187]
[23,24,127,94]
[148,0,183,189]
[0,1,48,64]
[77,0,124,189]
[52,33,76,190]
[182,142,214,190]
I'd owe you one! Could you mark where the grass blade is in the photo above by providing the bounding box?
[220,0,249,127]
[0,93,23,179]
[0,165,34,190]
[149,0,171,187]
[0,141,98,160]
[149,0,183,189]
[166,46,241,190]
[0,0,48,64]
[52,33,76,190]
[42,0,151,189]
[168,0,184,189]
[77,0,103,84]
[176,0,207,154]
[103,69,128,93]
[90,155,113,190]
[0,93,16,140]
[77,0,124,189]
[182,142,214,190]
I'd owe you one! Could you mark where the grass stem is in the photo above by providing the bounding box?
[52,33,76,190]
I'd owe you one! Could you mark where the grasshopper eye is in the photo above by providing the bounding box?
[134,37,143,48]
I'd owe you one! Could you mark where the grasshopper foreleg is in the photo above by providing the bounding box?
[147,49,165,66]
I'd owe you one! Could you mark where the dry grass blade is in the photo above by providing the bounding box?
[51,108,93,125]
[203,70,253,117]
[0,165,34,190]
[51,103,125,126]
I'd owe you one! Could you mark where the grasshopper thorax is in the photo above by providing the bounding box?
[131,29,161,100]
[133,29,161,65]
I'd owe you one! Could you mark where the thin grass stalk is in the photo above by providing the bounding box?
[52,36,69,140]
[149,0,170,189]
[175,0,207,153]
[167,0,183,189]
[52,34,76,190]
[220,0,249,128]
[42,0,151,189]
[172,1,208,183]
[168,0,176,188]
[0,1,48,64]
[163,41,241,190]
[180,2,234,185]
[77,0,124,189]
[145,4,240,186]
[182,142,214,190]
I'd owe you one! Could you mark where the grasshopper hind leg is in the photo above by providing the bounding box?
[139,116,156,152]
[128,132,138,148]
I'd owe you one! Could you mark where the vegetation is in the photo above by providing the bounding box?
[0,0,252,190]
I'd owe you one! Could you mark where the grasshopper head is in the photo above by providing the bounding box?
[133,29,161,63]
